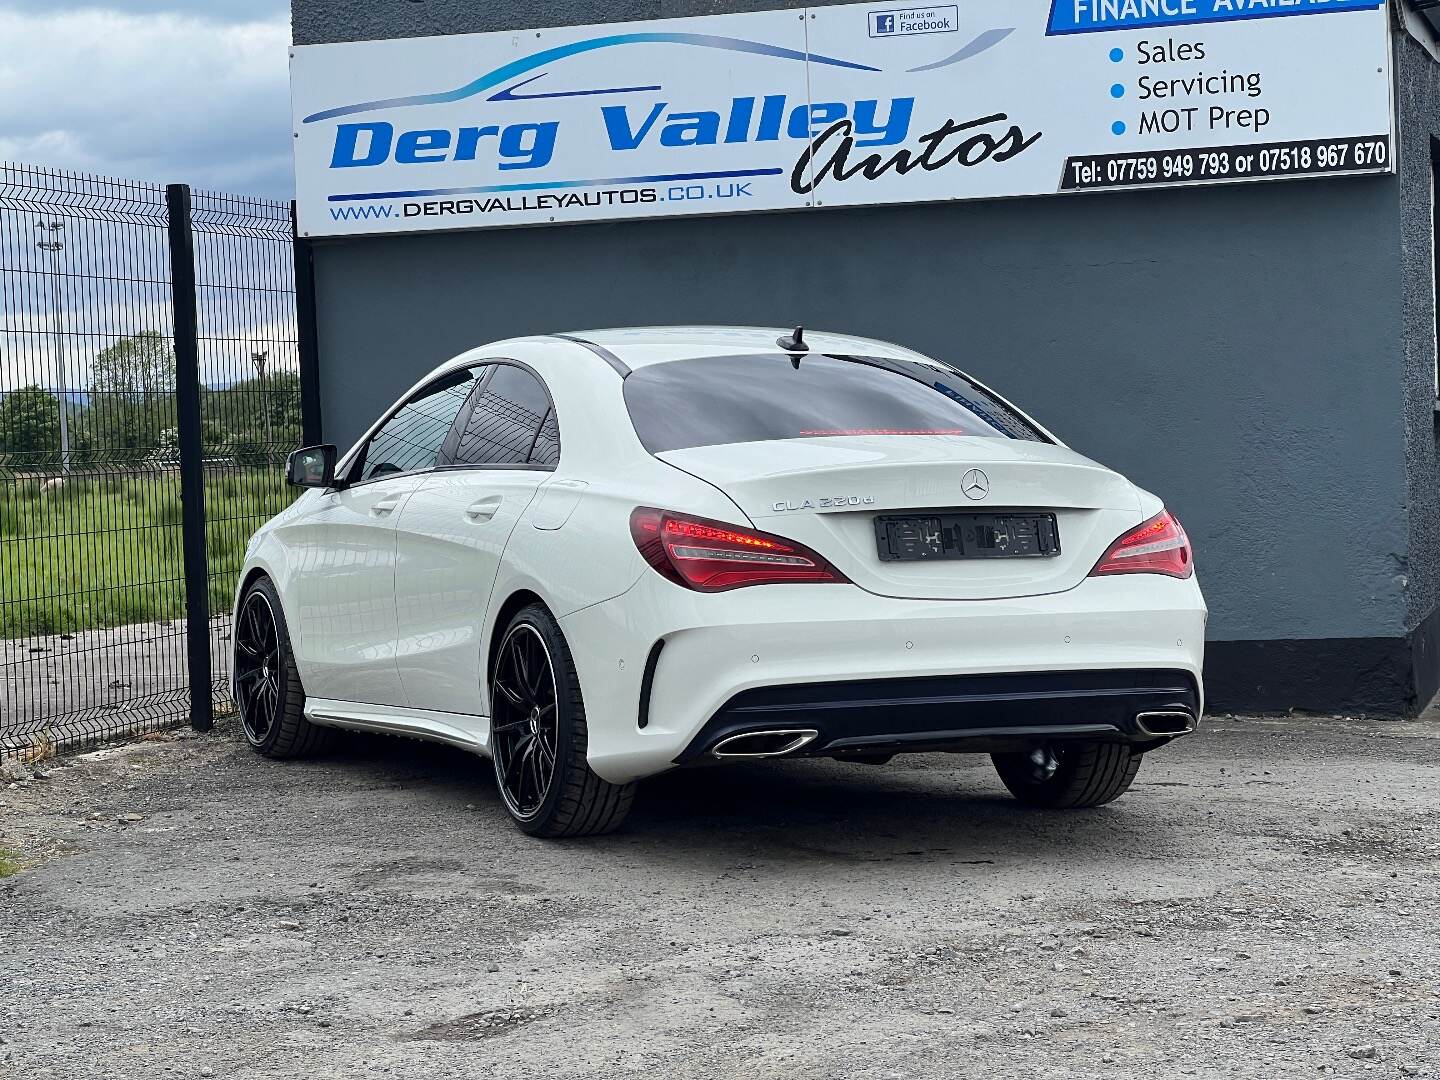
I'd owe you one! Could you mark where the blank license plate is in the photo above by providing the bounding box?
[875,513,1060,562]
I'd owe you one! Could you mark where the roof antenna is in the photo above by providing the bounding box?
[777,325,807,368]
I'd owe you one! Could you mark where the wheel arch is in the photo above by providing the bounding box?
[237,565,272,603]
[233,557,308,677]
[485,588,551,688]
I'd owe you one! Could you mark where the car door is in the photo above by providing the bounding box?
[283,368,478,706]
[392,362,560,717]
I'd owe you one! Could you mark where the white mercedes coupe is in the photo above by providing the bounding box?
[233,327,1206,837]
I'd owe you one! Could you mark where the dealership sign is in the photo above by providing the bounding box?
[290,0,1394,237]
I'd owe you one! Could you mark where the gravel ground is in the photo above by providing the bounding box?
[0,715,1437,1080]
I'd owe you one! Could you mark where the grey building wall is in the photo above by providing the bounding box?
[294,0,1438,713]
[1396,29,1440,702]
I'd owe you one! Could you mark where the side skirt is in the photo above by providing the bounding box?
[305,698,491,756]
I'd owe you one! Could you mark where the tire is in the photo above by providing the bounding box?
[233,576,334,759]
[991,742,1141,809]
[489,603,635,838]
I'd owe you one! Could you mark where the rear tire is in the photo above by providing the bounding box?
[233,577,333,759]
[991,742,1141,808]
[489,603,635,838]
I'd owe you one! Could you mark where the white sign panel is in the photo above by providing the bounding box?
[291,0,1394,237]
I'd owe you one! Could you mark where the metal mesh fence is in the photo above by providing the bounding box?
[190,189,302,713]
[0,165,300,756]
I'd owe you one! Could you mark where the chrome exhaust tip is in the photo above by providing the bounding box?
[1135,710,1197,738]
[711,729,819,760]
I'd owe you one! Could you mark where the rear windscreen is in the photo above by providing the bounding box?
[623,353,1047,454]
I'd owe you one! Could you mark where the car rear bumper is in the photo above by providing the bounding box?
[560,573,1206,784]
[673,668,1200,764]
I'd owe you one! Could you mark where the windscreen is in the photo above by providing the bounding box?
[623,353,1047,454]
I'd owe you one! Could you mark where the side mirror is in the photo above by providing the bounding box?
[286,444,337,488]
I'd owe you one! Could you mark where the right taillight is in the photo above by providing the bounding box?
[630,507,849,592]
[1089,509,1193,579]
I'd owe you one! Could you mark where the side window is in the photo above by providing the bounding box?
[358,369,475,480]
[452,364,559,467]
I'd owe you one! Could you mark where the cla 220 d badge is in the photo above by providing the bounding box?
[772,495,877,512]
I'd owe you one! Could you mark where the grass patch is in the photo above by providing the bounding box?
[0,847,20,877]
[1,468,297,638]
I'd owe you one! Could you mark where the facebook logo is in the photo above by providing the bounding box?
[868,7,959,37]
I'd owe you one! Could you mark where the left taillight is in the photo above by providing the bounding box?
[629,507,849,592]
[1089,509,1194,580]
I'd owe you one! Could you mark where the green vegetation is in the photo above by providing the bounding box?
[0,469,297,638]
[0,847,20,877]
[0,385,61,458]
[1,331,306,638]
[1,333,302,471]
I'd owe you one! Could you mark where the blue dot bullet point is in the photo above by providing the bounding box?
[1109,47,1124,62]
[1111,120,1126,135]
[1110,83,1125,98]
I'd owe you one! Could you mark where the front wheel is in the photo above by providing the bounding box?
[233,576,333,759]
[991,742,1141,808]
[489,604,635,838]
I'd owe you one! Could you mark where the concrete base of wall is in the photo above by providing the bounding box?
[1207,603,1440,717]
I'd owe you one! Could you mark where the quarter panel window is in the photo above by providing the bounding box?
[452,364,558,467]
[530,409,561,468]
[359,369,475,480]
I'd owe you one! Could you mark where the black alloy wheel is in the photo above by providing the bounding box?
[488,604,635,837]
[232,576,332,759]
[1019,744,1062,784]
[490,622,560,820]
[235,590,282,745]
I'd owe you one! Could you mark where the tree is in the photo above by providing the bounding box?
[81,331,177,461]
[0,384,62,464]
[91,330,175,399]
[203,370,302,456]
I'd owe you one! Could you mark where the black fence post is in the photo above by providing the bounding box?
[292,202,323,447]
[166,183,214,732]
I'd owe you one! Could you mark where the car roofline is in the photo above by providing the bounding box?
[562,325,936,366]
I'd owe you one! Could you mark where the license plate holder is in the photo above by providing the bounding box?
[875,512,1060,562]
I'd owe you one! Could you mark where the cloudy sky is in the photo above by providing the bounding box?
[0,0,292,198]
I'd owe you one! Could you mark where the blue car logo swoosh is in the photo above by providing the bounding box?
[301,33,882,124]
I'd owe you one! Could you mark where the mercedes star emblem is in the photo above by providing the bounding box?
[961,469,990,501]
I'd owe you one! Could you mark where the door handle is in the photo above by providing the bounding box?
[370,496,402,516]
[465,495,503,523]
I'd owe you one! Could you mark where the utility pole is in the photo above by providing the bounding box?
[35,220,69,472]
[250,348,272,450]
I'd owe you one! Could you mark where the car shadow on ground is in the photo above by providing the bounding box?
[318,729,1160,866]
